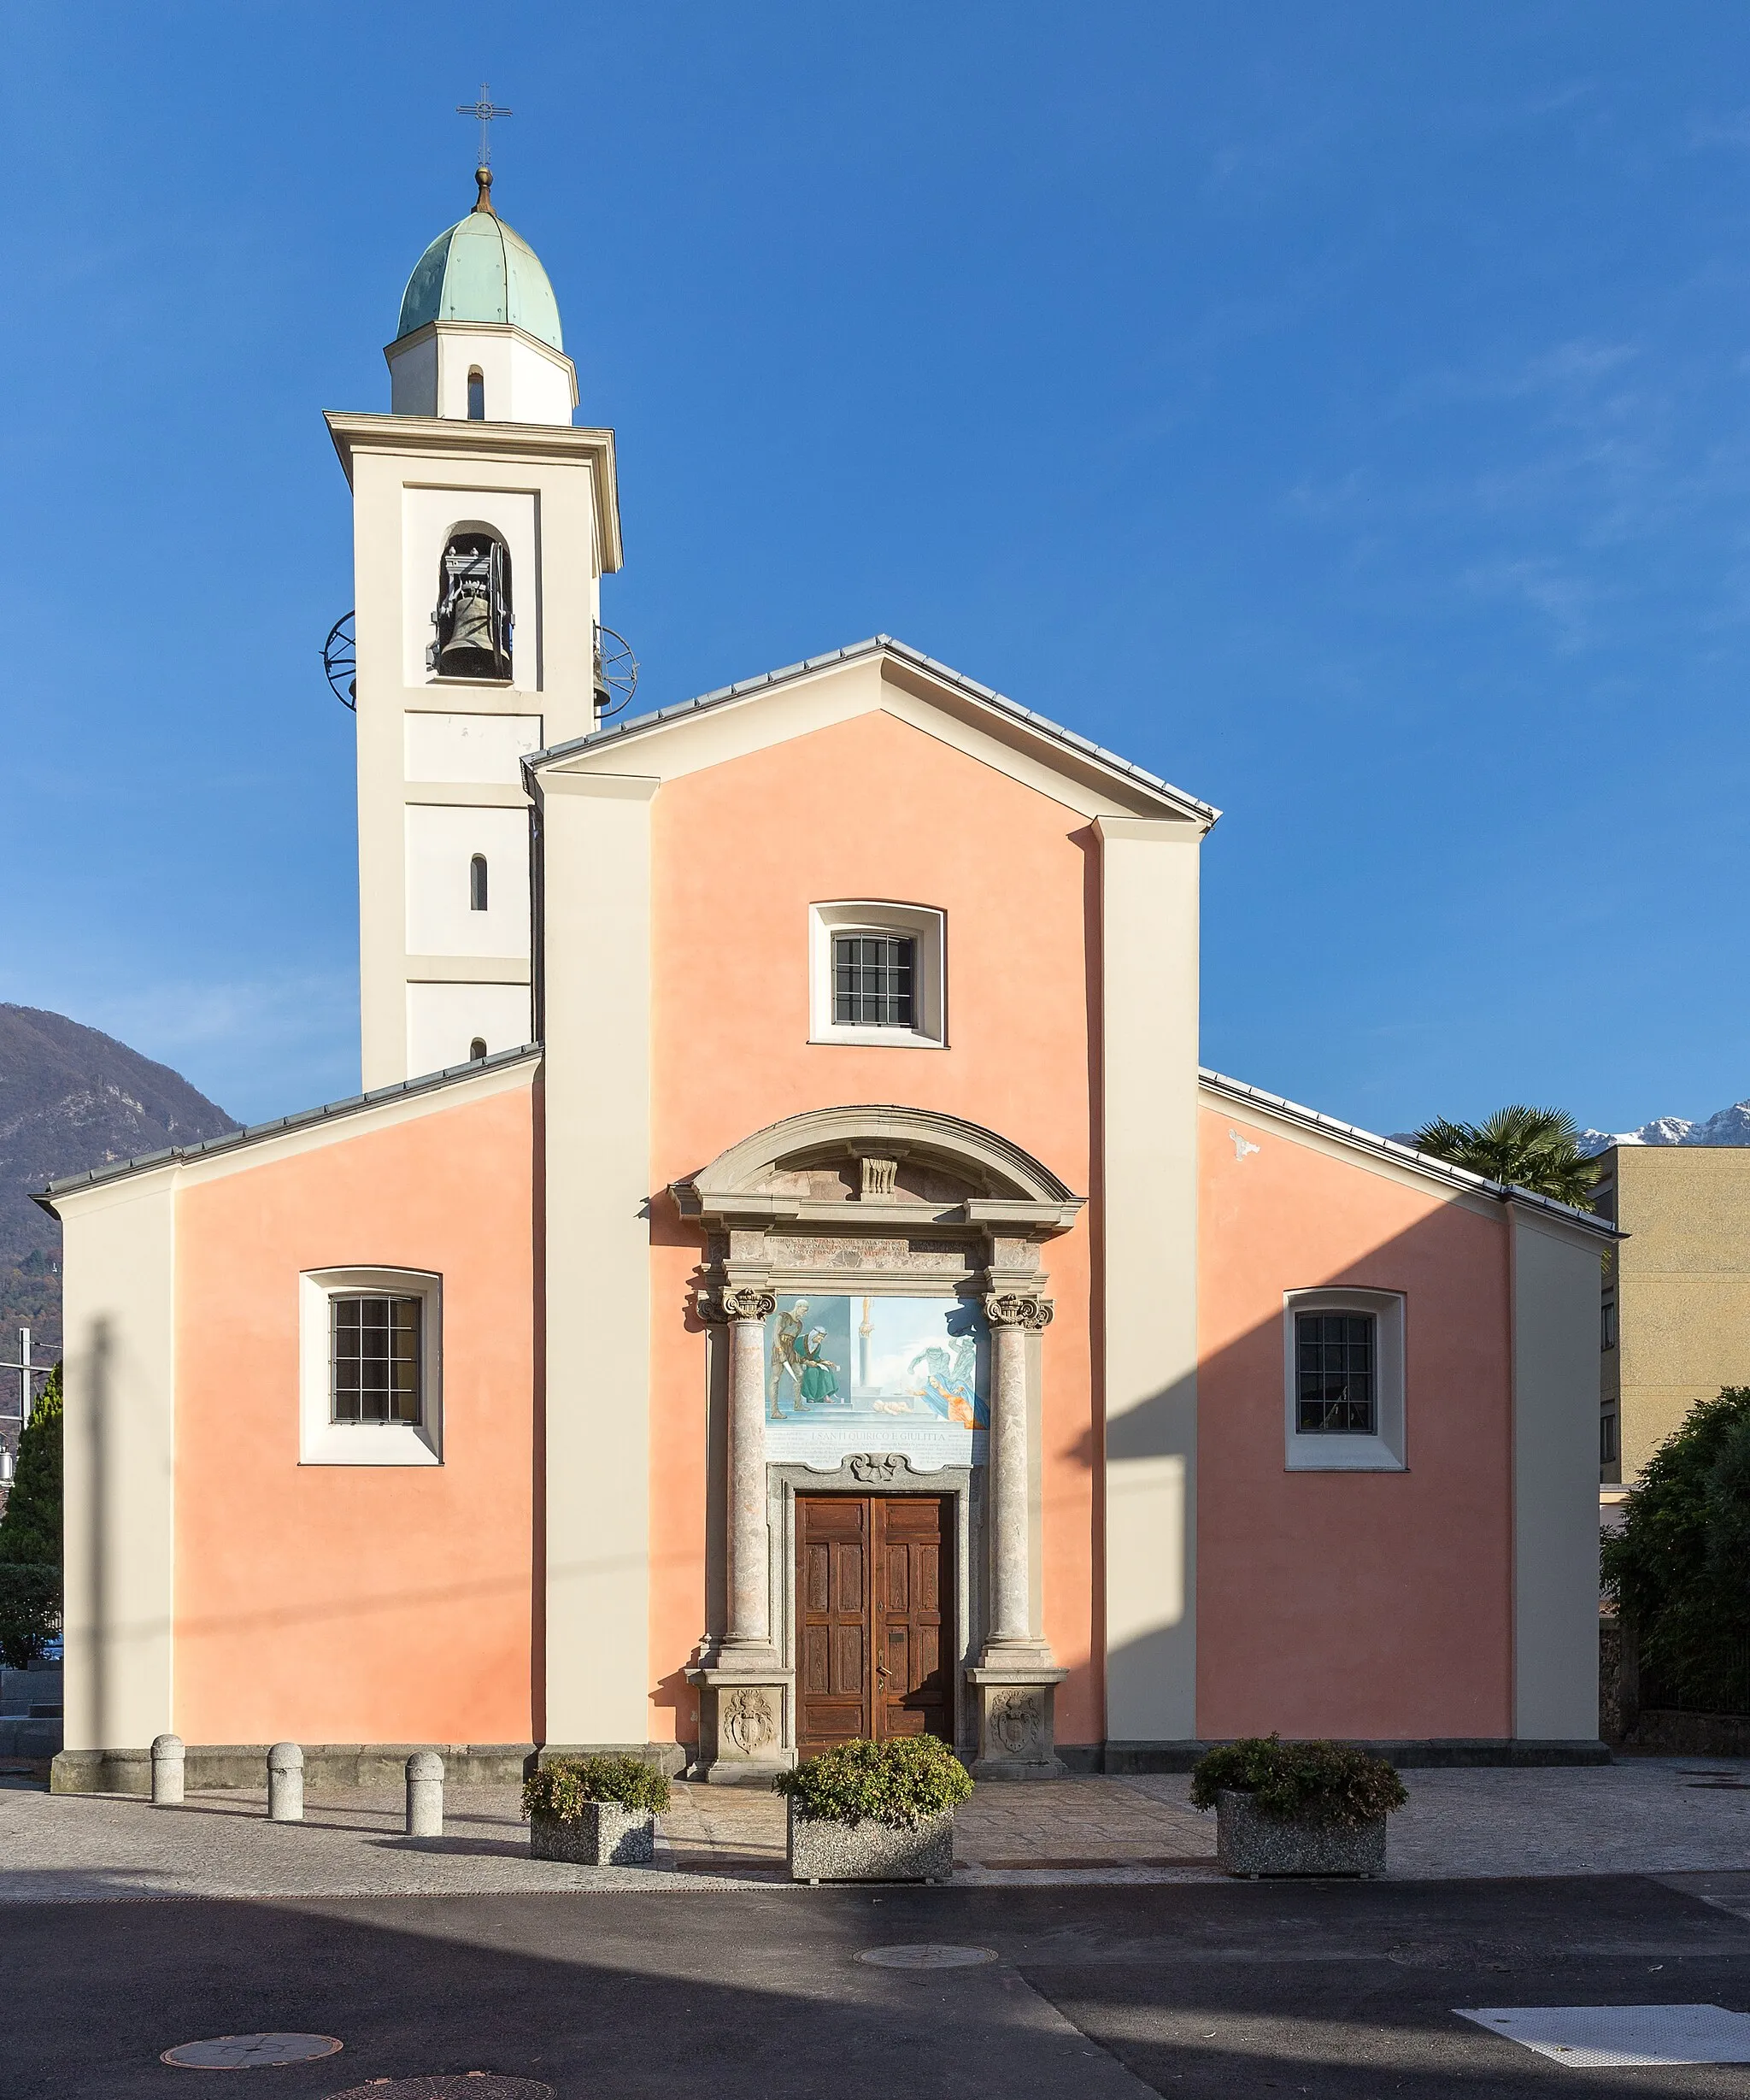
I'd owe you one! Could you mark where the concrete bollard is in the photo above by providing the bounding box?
[405,1750,444,1838]
[267,1741,303,1822]
[150,1733,185,1808]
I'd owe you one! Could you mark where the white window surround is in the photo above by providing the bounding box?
[808,900,947,1049]
[1282,1287,1406,1473]
[298,1267,443,1466]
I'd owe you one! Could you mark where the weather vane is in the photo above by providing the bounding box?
[456,83,512,167]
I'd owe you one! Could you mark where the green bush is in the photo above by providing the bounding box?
[0,1367,62,1574]
[0,1562,60,1670]
[1603,1387,1750,1712]
[774,1735,973,1829]
[1189,1735,1407,1826]
[521,1754,671,1821]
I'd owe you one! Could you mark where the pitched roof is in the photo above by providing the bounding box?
[1200,1067,1621,1237]
[32,1045,540,1209]
[529,633,1220,826]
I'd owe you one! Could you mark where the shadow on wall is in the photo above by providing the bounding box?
[1092,1199,1525,1747]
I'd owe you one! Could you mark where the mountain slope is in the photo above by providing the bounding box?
[1577,1099,1750,1156]
[0,1004,239,1357]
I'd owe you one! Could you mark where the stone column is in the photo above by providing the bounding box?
[689,1283,793,1784]
[969,1291,1067,1779]
[721,1286,777,1656]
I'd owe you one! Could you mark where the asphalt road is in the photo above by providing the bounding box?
[10,1874,1750,2097]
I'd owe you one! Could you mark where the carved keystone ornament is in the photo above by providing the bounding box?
[847,1452,909,1484]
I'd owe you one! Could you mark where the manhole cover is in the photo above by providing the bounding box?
[161,2034,344,2068]
[858,1944,998,1970]
[324,2082,554,2100]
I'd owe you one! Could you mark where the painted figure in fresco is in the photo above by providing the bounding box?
[794,1326,842,1406]
[907,1335,982,1428]
[768,1299,808,1415]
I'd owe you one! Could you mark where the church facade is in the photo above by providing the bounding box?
[44,174,1612,1788]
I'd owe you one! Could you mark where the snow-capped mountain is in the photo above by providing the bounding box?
[1577,1100,1750,1157]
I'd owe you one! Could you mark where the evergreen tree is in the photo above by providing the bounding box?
[0,1363,62,1568]
[1603,1386,1750,1710]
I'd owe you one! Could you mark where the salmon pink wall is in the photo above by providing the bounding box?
[649,707,1101,1744]
[173,1085,536,1745]
[1197,1106,1514,1740]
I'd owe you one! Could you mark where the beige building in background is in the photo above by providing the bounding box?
[1594,1144,1750,1493]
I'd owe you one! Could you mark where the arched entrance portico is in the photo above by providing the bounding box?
[672,1105,1083,1783]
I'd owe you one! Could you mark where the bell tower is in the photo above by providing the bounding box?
[326,159,622,1090]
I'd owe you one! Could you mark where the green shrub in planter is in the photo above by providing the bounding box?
[521,1753,672,1823]
[1189,1735,1406,1827]
[774,1735,972,1829]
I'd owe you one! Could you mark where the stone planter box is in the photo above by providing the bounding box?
[786,1799,954,1883]
[529,1803,656,1866]
[1215,1789,1385,1878]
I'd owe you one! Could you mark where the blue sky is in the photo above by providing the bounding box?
[8,3,1750,1132]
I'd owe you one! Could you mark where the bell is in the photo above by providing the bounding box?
[433,538,510,679]
[438,578,497,676]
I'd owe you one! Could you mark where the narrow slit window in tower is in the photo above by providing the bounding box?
[470,854,489,910]
[467,368,485,420]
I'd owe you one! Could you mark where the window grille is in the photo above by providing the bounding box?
[470,853,488,911]
[1295,1311,1377,1434]
[331,1295,421,1425]
[832,933,915,1027]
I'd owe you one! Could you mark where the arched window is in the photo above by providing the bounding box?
[469,854,489,911]
[467,367,484,421]
[429,527,512,679]
[469,1037,487,1062]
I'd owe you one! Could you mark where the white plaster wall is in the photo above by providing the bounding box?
[385,326,577,426]
[537,771,658,1745]
[404,804,531,958]
[387,331,438,417]
[1097,815,1203,1745]
[404,712,543,785]
[57,1172,178,1754]
[339,423,610,1093]
[401,486,541,693]
[406,982,532,1078]
[1512,1209,1607,1740]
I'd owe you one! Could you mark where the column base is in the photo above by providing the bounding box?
[687,1666,796,1785]
[966,1662,1070,1779]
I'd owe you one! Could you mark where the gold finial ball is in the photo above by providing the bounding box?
[473,165,495,214]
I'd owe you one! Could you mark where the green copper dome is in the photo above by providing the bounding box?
[395,172,563,351]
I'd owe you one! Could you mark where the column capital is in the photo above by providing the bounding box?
[984,1291,1054,1332]
[709,1285,775,1324]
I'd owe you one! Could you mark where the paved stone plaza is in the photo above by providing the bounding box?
[3,1756,1748,1903]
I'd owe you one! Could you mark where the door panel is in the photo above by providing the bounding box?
[796,1493,954,1755]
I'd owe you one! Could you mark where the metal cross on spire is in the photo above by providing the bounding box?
[456,83,512,167]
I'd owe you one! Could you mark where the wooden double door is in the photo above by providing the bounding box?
[796,1493,954,1753]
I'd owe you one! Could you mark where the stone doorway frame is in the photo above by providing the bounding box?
[773,1459,981,1761]
[676,1104,1082,1784]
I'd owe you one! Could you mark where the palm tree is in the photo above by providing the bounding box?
[1410,1105,1600,1208]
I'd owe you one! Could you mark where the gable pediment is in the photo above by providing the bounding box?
[529,635,1217,829]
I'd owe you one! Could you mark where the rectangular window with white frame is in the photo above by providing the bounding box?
[300,1267,443,1465]
[809,901,946,1048]
[1283,1288,1406,1471]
